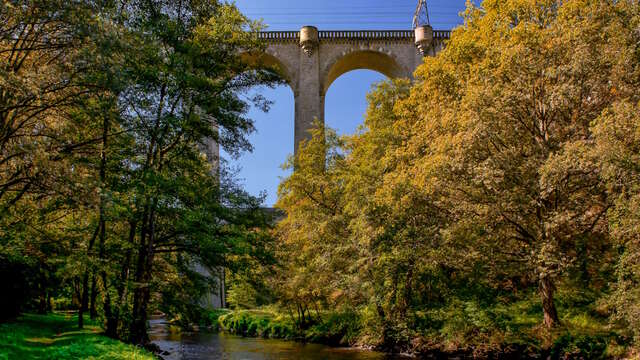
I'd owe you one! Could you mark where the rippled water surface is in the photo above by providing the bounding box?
[150,318,406,360]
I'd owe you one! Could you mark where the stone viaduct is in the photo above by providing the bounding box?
[201,26,450,309]
[245,26,451,154]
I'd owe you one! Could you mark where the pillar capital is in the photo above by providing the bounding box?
[414,25,433,56]
[299,26,319,57]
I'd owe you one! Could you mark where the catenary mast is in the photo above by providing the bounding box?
[413,0,433,55]
[413,0,431,29]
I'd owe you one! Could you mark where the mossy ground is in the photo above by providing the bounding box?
[0,313,154,360]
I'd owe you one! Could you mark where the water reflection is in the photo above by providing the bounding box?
[150,318,404,360]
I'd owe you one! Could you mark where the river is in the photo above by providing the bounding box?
[149,318,408,360]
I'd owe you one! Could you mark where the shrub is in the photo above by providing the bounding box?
[306,311,362,345]
[550,334,608,360]
[219,310,295,339]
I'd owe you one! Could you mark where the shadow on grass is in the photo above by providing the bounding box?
[0,313,153,360]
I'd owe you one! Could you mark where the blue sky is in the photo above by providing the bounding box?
[226,0,470,206]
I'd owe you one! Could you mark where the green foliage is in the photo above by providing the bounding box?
[550,334,608,360]
[0,313,154,360]
[219,309,361,346]
[219,310,295,339]
[187,309,230,329]
[435,300,496,344]
[592,100,640,341]
[1,0,279,345]
[306,311,362,346]
[227,269,276,310]
[227,281,261,309]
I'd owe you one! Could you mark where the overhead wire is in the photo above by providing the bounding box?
[238,6,464,10]
[243,12,461,16]
[238,2,466,29]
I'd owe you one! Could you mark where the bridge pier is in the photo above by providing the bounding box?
[294,90,324,154]
[294,26,324,153]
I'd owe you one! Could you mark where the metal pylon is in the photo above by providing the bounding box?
[413,0,431,29]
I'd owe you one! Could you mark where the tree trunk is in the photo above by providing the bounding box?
[37,270,48,314]
[72,278,82,309]
[376,301,393,351]
[89,274,98,319]
[219,268,225,308]
[47,292,52,312]
[540,276,559,328]
[106,221,136,339]
[401,265,414,319]
[96,108,115,335]
[79,223,101,329]
[98,213,113,334]
[130,247,154,344]
[78,274,88,329]
[130,203,157,345]
[313,301,321,321]
[100,272,113,335]
[130,213,149,344]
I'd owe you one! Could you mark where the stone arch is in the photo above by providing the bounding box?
[240,51,297,90]
[321,49,410,94]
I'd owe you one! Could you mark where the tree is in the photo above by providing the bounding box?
[397,0,639,328]
[1,0,281,344]
[103,0,280,344]
[340,80,451,348]
[0,0,106,321]
[275,81,452,348]
[274,0,640,339]
[275,122,348,328]
[592,100,640,340]
[0,0,96,214]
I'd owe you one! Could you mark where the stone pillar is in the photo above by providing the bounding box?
[198,117,225,309]
[294,26,323,156]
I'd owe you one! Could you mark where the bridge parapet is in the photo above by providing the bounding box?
[258,29,450,43]
[319,30,413,40]
[257,31,300,42]
[433,30,451,40]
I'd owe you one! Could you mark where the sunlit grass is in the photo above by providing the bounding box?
[0,313,155,360]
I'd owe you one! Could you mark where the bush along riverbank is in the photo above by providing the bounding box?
[167,308,231,332]
[218,309,361,346]
[0,313,154,360]
[215,298,634,359]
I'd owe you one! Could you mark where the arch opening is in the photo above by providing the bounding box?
[226,51,299,206]
[325,69,386,136]
[223,82,294,207]
[323,50,407,95]
[240,51,295,90]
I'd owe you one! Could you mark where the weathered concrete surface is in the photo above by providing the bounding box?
[252,27,449,154]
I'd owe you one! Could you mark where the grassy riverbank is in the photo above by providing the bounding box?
[0,313,154,360]
[216,294,633,359]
